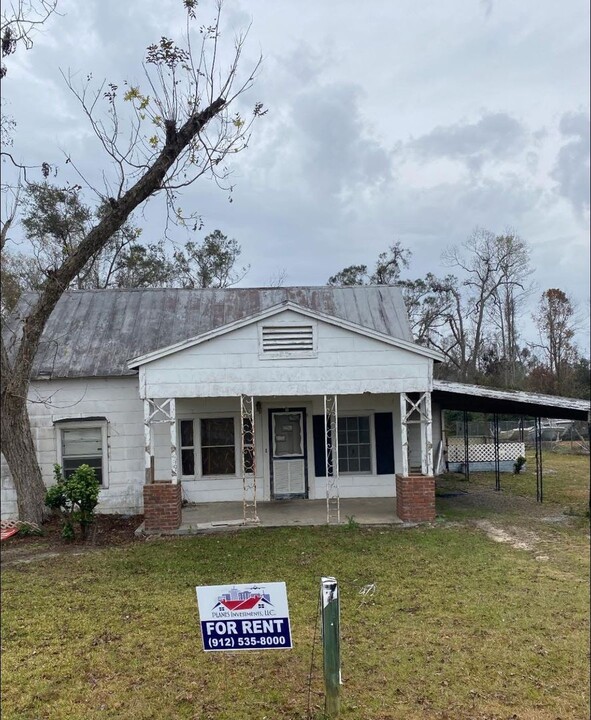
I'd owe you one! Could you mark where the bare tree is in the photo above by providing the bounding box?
[267,267,288,288]
[399,274,461,352]
[1,0,264,523]
[327,230,536,385]
[1,0,59,79]
[439,228,534,382]
[487,231,533,386]
[533,288,578,394]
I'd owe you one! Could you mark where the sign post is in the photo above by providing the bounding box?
[321,576,341,717]
[196,582,293,652]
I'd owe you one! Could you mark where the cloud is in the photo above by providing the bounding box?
[409,112,528,172]
[292,82,393,198]
[480,0,494,18]
[550,111,590,218]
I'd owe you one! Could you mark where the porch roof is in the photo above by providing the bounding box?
[432,380,590,421]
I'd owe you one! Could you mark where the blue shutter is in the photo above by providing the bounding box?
[312,415,331,477]
[375,412,394,475]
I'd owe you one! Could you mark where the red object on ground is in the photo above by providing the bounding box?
[1,528,19,541]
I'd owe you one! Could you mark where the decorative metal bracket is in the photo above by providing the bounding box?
[241,394,259,524]
[400,392,433,476]
[324,394,340,525]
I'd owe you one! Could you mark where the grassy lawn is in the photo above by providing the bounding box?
[2,452,589,719]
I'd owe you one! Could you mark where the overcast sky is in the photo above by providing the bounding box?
[3,0,590,349]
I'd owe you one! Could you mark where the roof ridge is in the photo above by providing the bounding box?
[55,284,403,294]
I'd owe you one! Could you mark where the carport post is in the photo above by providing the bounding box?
[463,410,470,481]
[321,577,341,718]
[493,413,500,492]
[535,416,543,502]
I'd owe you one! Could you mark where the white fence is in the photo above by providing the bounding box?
[447,442,525,463]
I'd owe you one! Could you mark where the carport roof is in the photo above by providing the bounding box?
[432,380,590,421]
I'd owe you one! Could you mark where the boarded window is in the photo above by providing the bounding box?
[201,418,235,475]
[61,427,103,485]
[261,325,314,353]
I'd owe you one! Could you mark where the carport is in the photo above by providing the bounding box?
[432,380,590,502]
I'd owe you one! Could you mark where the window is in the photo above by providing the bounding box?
[201,418,236,476]
[273,412,304,457]
[338,416,371,474]
[57,422,108,486]
[180,418,238,478]
[180,420,195,476]
[179,417,252,478]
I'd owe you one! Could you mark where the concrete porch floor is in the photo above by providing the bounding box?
[139,497,403,535]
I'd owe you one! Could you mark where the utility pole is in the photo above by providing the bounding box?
[321,576,341,717]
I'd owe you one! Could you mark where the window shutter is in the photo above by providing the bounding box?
[312,415,331,477]
[375,412,395,475]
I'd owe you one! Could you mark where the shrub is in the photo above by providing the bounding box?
[17,522,44,537]
[513,455,527,475]
[45,464,100,540]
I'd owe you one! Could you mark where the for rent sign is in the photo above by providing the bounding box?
[196,582,293,652]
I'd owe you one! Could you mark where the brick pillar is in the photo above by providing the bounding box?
[396,475,436,523]
[143,482,182,531]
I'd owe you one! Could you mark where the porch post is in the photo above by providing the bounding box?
[400,393,409,477]
[241,394,259,524]
[142,398,182,532]
[324,394,340,524]
[169,398,178,484]
[143,399,154,484]
[422,392,433,476]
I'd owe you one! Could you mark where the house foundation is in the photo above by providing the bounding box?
[143,482,182,531]
[395,474,436,522]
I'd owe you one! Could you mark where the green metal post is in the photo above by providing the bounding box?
[321,576,341,717]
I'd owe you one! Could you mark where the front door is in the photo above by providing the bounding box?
[270,409,307,499]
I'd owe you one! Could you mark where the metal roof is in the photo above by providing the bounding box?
[433,380,590,421]
[7,286,414,379]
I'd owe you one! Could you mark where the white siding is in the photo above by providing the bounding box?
[1,377,144,519]
[140,309,432,398]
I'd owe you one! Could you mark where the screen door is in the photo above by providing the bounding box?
[270,410,307,498]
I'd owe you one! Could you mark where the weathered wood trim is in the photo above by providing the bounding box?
[143,399,153,484]
[423,392,433,476]
[169,398,177,485]
[400,393,409,477]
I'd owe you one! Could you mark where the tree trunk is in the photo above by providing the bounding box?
[1,96,228,522]
[1,390,47,524]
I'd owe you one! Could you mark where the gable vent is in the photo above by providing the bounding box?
[262,325,315,353]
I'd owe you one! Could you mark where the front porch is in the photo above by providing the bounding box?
[138,497,405,535]
[140,391,437,530]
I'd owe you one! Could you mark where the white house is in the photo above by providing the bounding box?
[1,286,447,528]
